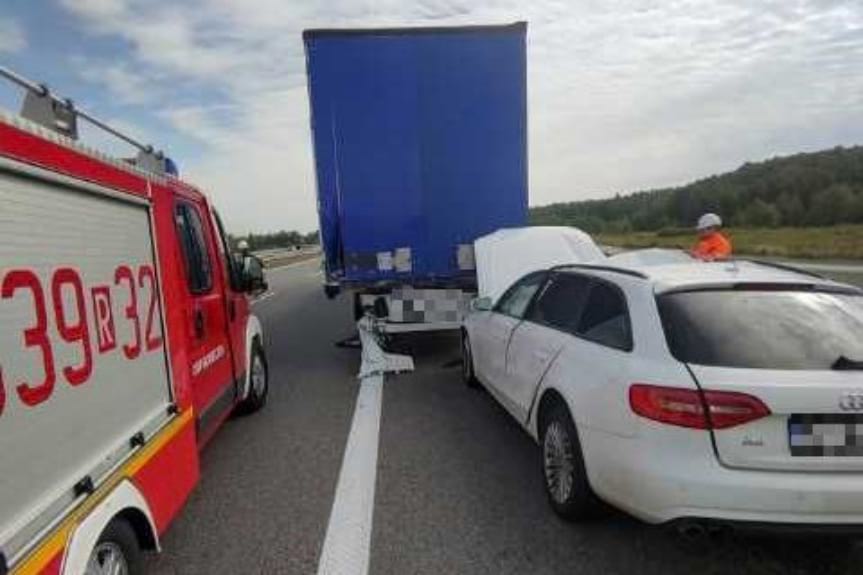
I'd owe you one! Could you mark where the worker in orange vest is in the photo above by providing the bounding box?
[690,213,732,261]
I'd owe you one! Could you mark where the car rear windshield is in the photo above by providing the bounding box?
[657,288,863,370]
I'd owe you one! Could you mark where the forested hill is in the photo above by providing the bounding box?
[529,146,863,233]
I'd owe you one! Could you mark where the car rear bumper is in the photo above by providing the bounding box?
[669,517,863,537]
[580,424,863,526]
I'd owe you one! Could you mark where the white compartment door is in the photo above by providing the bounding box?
[0,162,173,560]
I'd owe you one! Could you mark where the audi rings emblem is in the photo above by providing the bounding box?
[839,393,863,412]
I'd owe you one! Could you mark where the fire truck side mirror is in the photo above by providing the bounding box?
[243,255,268,294]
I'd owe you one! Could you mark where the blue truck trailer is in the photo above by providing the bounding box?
[303,22,528,331]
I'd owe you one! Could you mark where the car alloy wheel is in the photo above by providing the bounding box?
[543,420,575,504]
[236,340,268,415]
[462,336,472,379]
[461,333,478,387]
[86,541,130,575]
[251,352,266,396]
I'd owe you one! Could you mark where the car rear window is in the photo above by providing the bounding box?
[657,289,863,370]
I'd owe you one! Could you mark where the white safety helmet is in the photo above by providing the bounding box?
[696,213,722,231]
[237,239,249,252]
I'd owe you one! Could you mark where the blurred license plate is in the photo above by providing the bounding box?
[789,414,863,456]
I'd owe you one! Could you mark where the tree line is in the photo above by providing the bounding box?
[529,146,863,233]
[229,230,319,251]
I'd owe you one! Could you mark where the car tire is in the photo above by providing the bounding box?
[353,292,364,321]
[85,519,142,575]
[540,401,601,521]
[236,339,268,415]
[461,331,479,388]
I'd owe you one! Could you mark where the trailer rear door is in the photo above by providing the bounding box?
[0,157,174,562]
[305,23,528,285]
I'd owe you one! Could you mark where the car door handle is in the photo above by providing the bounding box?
[194,309,205,339]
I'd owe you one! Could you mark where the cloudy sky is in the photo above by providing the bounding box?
[1,1,861,234]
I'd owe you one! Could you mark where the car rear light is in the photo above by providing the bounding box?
[701,389,771,429]
[629,384,770,430]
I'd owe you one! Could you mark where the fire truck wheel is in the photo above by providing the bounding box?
[85,518,142,575]
[237,340,268,415]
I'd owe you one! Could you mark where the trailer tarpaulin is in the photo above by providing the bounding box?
[304,23,528,285]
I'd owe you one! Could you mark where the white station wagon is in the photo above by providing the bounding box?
[462,253,863,531]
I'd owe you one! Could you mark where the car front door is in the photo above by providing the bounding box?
[472,272,547,391]
[211,209,248,384]
[552,278,635,434]
[174,199,236,439]
[504,273,592,422]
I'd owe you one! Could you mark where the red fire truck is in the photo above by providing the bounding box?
[0,67,269,574]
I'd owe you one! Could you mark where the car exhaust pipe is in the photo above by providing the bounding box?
[676,520,708,541]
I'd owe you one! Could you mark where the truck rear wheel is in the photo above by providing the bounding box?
[85,519,142,575]
[237,340,268,415]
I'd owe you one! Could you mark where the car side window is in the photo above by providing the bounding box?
[577,281,632,351]
[495,272,546,319]
[175,202,214,294]
[212,209,241,292]
[526,273,592,333]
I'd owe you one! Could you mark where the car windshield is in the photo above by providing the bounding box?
[657,288,863,370]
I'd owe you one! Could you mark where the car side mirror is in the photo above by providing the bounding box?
[472,296,493,312]
[242,255,268,294]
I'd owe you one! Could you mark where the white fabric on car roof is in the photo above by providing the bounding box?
[474,226,606,303]
[607,248,694,268]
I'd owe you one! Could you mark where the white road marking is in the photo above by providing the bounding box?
[252,291,276,305]
[316,374,383,575]
[317,319,413,575]
[266,257,320,273]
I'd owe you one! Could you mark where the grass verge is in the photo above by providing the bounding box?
[597,225,863,260]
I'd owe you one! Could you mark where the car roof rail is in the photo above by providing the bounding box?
[739,259,827,280]
[550,263,649,279]
[0,65,171,175]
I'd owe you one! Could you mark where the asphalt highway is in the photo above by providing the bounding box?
[147,259,863,575]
